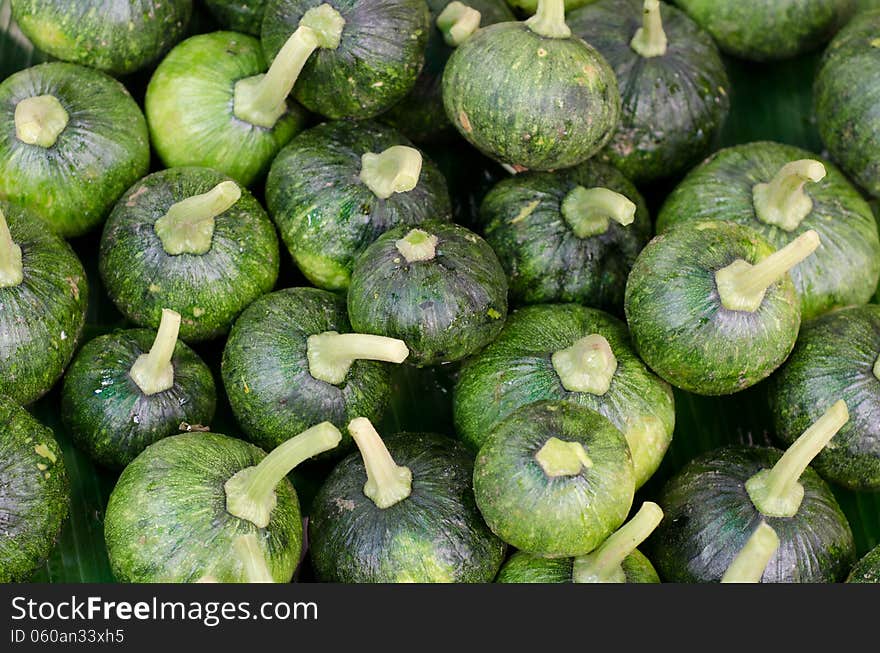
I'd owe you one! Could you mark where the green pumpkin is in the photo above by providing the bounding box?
[624,221,814,396]
[473,400,635,557]
[0,202,88,406]
[205,0,267,35]
[10,0,192,75]
[261,0,430,120]
[657,142,880,320]
[100,167,280,343]
[0,396,69,582]
[496,550,658,583]
[105,423,342,583]
[222,287,408,455]
[309,421,505,582]
[0,62,150,237]
[567,0,730,185]
[479,160,650,310]
[61,310,217,470]
[266,120,452,291]
[770,305,880,491]
[348,221,508,366]
[506,0,597,14]
[442,0,620,171]
[145,31,308,187]
[847,543,880,582]
[454,304,674,488]
[673,0,854,62]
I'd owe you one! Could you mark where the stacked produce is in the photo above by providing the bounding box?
[1,0,879,585]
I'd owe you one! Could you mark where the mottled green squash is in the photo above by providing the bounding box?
[0,62,150,237]
[0,396,69,582]
[506,0,597,13]
[847,543,880,582]
[658,142,880,319]
[266,120,452,291]
[205,0,267,35]
[496,550,658,583]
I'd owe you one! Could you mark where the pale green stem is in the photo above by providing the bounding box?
[561,187,636,238]
[720,522,780,584]
[0,207,23,288]
[525,0,571,39]
[307,331,409,385]
[154,181,241,256]
[129,309,181,395]
[360,146,423,199]
[535,437,593,477]
[551,334,618,395]
[746,399,849,518]
[396,228,438,263]
[437,2,482,46]
[348,417,412,509]
[630,0,668,58]
[14,95,69,148]
[874,353,880,381]
[753,160,826,232]
[233,534,274,583]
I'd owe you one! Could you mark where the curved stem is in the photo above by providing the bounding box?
[572,502,664,583]
[307,331,409,385]
[525,0,571,39]
[129,309,182,396]
[551,334,618,395]
[753,160,826,232]
[535,437,592,477]
[233,534,274,583]
[225,422,342,528]
[14,95,69,148]
[233,4,345,128]
[746,400,849,518]
[348,417,412,509]
[630,0,668,58]
[715,230,820,312]
[359,146,423,199]
[720,522,779,584]
[154,181,241,256]
[396,228,438,263]
[0,207,23,288]
[437,2,482,47]
[561,187,636,238]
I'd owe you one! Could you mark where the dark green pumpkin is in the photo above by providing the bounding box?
[847,543,880,582]
[442,0,621,171]
[479,160,650,311]
[261,0,430,120]
[205,0,267,35]
[657,141,880,320]
[454,304,674,488]
[0,201,88,406]
[100,167,280,343]
[0,62,150,237]
[266,120,452,291]
[495,550,658,583]
[0,396,69,583]
[567,0,730,185]
[348,221,508,366]
[10,0,192,75]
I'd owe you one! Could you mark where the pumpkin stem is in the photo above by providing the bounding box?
[746,399,848,518]
[360,146,423,199]
[535,437,593,477]
[129,309,182,395]
[715,229,820,312]
[225,422,342,528]
[753,160,826,232]
[561,187,636,238]
[630,0,668,58]
[396,228,438,262]
[720,522,779,583]
[348,417,412,509]
[154,181,241,256]
[307,331,409,385]
[233,3,345,128]
[437,2,482,46]
[526,0,571,39]
[233,534,274,583]
[551,334,618,395]
[572,502,663,583]
[0,208,23,288]
[14,94,69,148]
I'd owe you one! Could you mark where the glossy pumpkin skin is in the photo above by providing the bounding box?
[454,304,674,488]
[479,161,651,311]
[262,0,430,120]
[145,31,308,187]
[657,142,880,320]
[61,330,217,470]
[473,400,635,557]
[674,0,854,62]
[205,0,266,35]
[847,543,880,582]
[0,63,150,238]
[222,287,393,455]
[266,121,452,291]
[494,549,659,583]
[442,21,621,171]
[11,0,192,75]
[567,0,730,185]
[770,306,880,491]
[0,396,69,583]
[309,432,506,582]
[0,202,88,406]
[649,446,856,583]
[624,221,801,396]
[100,167,280,343]
[348,221,508,366]
[104,432,302,583]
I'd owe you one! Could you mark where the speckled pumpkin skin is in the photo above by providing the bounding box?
[205,0,266,35]
[847,543,880,582]
[494,549,659,583]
